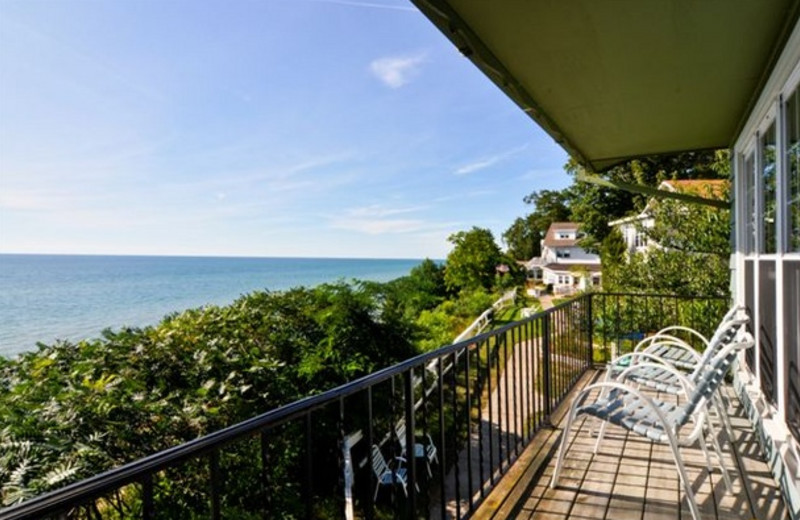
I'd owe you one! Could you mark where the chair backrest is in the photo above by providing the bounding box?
[371,445,389,477]
[395,422,407,449]
[691,315,749,379]
[676,332,754,426]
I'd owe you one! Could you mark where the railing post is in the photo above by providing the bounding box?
[142,474,154,520]
[403,369,417,518]
[542,314,552,417]
[587,294,594,368]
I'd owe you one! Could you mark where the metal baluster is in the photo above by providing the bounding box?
[304,413,313,520]
[210,450,221,520]
[142,474,154,520]
[451,351,460,520]
[260,431,270,520]
[366,386,375,520]
[438,358,446,520]
[477,339,485,499]
[465,347,473,512]
[404,369,417,518]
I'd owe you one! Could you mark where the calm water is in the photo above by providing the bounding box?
[0,254,422,358]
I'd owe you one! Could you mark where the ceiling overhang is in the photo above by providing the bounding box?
[412,0,800,171]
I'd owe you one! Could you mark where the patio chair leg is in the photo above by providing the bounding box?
[663,427,703,520]
[698,430,714,470]
[705,421,735,494]
[712,393,735,442]
[593,420,608,454]
[551,404,579,488]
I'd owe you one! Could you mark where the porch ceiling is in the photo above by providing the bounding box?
[412,0,800,171]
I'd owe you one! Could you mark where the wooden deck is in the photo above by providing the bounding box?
[472,369,788,520]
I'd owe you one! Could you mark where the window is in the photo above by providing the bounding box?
[785,87,800,252]
[744,151,757,254]
[634,231,646,249]
[556,249,571,259]
[761,122,777,253]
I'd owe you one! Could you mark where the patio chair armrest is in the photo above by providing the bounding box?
[653,326,710,348]
[633,333,692,352]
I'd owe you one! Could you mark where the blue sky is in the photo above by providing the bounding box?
[0,0,570,259]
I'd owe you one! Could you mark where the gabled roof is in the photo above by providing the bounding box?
[542,222,580,247]
[411,1,800,171]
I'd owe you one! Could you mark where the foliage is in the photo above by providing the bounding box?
[415,288,496,351]
[602,181,732,298]
[0,283,418,509]
[444,227,503,292]
[564,150,728,251]
[502,189,571,260]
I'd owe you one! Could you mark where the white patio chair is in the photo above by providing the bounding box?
[627,305,746,371]
[370,444,417,501]
[395,422,438,477]
[602,310,749,438]
[551,334,754,520]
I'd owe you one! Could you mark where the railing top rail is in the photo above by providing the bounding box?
[594,292,727,301]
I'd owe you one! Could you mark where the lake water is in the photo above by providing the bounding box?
[0,254,422,358]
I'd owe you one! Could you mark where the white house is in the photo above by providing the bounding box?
[610,179,729,255]
[525,222,601,294]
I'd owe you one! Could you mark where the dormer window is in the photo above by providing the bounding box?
[556,250,571,258]
[557,232,572,239]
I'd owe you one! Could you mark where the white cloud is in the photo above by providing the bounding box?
[331,217,425,234]
[370,53,426,88]
[347,204,426,218]
[301,0,416,11]
[454,144,529,175]
[328,204,456,236]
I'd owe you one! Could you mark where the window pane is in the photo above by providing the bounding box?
[745,152,757,254]
[759,260,777,404]
[785,260,800,444]
[745,260,756,372]
[761,122,777,254]
[786,89,800,252]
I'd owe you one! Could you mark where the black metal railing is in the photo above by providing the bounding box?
[0,292,725,520]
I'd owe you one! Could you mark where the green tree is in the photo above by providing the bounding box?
[603,181,732,297]
[599,227,627,289]
[503,189,571,259]
[565,150,727,251]
[444,227,503,291]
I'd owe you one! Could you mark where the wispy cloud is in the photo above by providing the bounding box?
[329,204,453,235]
[370,53,426,88]
[454,144,529,175]
[299,0,417,11]
[347,204,427,218]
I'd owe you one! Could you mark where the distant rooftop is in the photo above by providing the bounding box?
[542,222,582,247]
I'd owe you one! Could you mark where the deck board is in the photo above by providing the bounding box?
[471,369,789,520]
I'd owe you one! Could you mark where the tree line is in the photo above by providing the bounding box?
[502,150,732,297]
